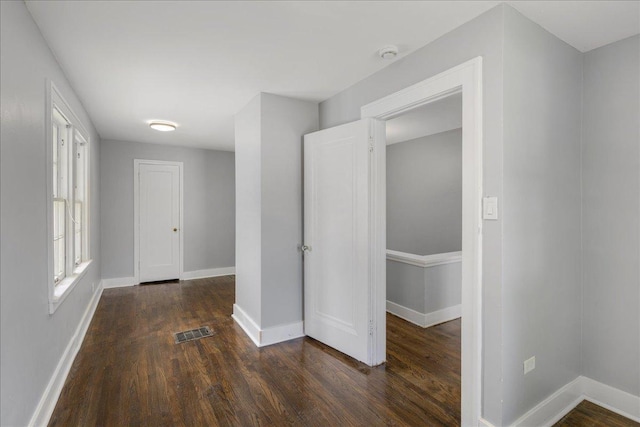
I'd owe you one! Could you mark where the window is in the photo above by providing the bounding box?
[48,83,91,313]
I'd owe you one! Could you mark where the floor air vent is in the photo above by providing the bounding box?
[174,326,213,344]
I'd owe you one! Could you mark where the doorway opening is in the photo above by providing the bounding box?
[384,92,463,420]
[361,57,483,426]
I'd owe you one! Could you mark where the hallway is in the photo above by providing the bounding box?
[49,276,461,426]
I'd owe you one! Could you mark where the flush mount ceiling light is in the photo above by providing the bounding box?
[149,121,177,132]
[378,45,398,60]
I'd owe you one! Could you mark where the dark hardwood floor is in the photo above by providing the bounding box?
[49,276,461,426]
[553,400,640,427]
[48,276,633,426]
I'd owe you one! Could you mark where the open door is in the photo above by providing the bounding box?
[303,118,386,366]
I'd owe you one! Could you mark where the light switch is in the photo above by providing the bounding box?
[483,197,498,220]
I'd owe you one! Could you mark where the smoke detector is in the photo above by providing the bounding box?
[378,45,398,60]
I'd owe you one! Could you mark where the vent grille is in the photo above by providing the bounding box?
[174,326,213,344]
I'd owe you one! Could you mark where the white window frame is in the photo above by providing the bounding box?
[46,81,92,314]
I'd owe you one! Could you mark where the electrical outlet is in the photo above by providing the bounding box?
[524,356,536,375]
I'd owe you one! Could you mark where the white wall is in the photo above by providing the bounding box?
[235,93,319,332]
[582,35,640,398]
[320,6,506,423]
[0,2,101,425]
[387,128,462,256]
[501,7,583,424]
[100,139,235,279]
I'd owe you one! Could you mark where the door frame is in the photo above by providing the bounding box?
[361,57,483,426]
[133,159,184,284]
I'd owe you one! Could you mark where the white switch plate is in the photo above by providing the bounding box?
[483,196,498,220]
[524,356,536,375]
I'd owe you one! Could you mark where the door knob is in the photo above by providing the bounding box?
[173,228,178,232]
[301,245,311,253]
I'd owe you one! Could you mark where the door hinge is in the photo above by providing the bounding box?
[369,137,374,153]
[369,320,374,336]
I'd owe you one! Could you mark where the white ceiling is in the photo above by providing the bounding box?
[509,1,640,53]
[26,1,639,152]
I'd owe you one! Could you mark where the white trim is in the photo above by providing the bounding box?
[510,377,583,427]
[231,304,261,347]
[386,300,426,327]
[478,419,497,427]
[370,119,387,365]
[386,249,462,268]
[181,267,236,280]
[102,276,138,289]
[361,56,483,427]
[386,300,461,328]
[49,260,92,313]
[509,376,640,427]
[424,304,462,328]
[232,304,305,348]
[260,321,305,347]
[29,282,103,427]
[581,377,640,422]
[133,159,184,284]
[46,81,93,314]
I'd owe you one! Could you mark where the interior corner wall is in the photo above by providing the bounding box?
[581,35,640,398]
[100,139,235,279]
[235,94,263,325]
[0,2,101,426]
[387,128,463,256]
[319,5,506,424]
[501,6,583,424]
[259,93,319,329]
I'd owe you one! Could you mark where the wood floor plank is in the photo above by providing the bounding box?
[553,400,640,427]
[48,276,634,427]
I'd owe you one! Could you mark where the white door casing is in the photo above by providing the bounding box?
[303,118,386,366]
[361,57,483,427]
[134,160,183,283]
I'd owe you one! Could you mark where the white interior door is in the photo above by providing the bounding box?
[138,162,181,282]
[303,118,385,366]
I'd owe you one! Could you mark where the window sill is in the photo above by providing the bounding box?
[49,259,93,314]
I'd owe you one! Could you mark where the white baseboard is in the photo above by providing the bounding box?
[102,276,138,288]
[232,304,304,347]
[261,321,305,347]
[181,266,235,280]
[582,377,640,422]
[386,300,426,326]
[231,304,261,346]
[510,376,640,426]
[478,418,497,427]
[103,268,236,288]
[386,300,461,328]
[28,282,103,427]
[510,376,583,427]
[424,304,462,328]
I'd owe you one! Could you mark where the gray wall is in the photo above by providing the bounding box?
[0,2,101,426]
[235,93,319,329]
[501,7,583,424]
[387,260,461,314]
[320,6,506,423]
[387,129,462,256]
[100,140,235,278]
[260,94,318,328]
[235,94,263,324]
[582,35,640,398]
